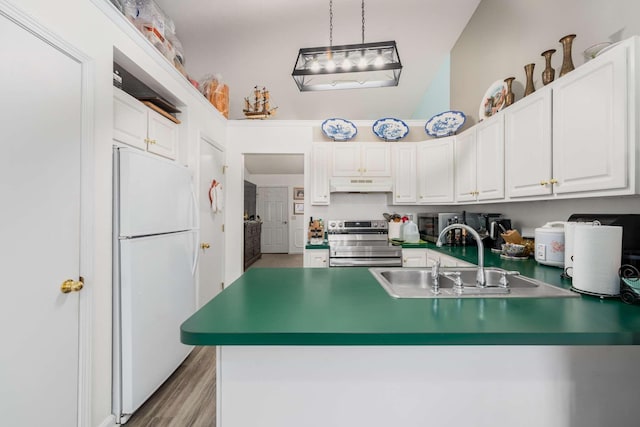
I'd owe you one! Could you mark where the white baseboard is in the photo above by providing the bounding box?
[96,414,116,427]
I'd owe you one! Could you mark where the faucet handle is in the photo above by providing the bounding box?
[499,270,520,288]
[431,258,441,276]
[442,271,463,294]
[431,259,442,294]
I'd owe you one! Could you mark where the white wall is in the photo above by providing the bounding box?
[250,174,305,254]
[411,54,451,120]
[451,0,640,127]
[226,122,313,283]
[7,1,227,425]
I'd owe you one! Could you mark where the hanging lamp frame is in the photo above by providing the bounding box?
[291,1,402,91]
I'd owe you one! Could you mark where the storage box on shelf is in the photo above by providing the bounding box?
[113,87,178,160]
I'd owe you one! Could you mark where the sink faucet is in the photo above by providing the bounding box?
[436,224,486,287]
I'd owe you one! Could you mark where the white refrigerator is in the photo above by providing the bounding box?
[112,147,198,424]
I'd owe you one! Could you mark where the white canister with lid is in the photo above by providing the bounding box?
[534,221,566,268]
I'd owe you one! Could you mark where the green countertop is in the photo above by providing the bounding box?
[181,246,640,346]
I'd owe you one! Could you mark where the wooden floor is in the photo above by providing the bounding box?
[125,346,217,427]
[248,253,303,268]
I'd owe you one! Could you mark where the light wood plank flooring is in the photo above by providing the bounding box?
[248,253,303,268]
[125,346,217,427]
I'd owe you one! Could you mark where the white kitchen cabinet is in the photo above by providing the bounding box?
[391,144,417,204]
[309,143,330,205]
[552,43,629,196]
[332,142,391,177]
[304,249,329,268]
[475,115,505,201]
[454,115,505,203]
[454,127,477,202]
[504,90,553,198]
[114,87,178,160]
[417,137,455,204]
[401,248,428,267]
[427,250,475,267]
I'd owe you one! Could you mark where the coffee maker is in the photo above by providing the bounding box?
[488,218,512,252]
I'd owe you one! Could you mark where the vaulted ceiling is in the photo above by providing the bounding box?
[154,0,480,120]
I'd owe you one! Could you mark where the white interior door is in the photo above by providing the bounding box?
[0,12,83,427]
[257,187,289,253]
[199,137,226,304]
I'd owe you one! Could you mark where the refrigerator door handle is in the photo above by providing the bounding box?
[190,181,200,276]
[191,230,199,276]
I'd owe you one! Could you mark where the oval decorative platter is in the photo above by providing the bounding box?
[321,118,358,141]
[425,110,466,137]
[478,80,507,121]
[372,117,409,141]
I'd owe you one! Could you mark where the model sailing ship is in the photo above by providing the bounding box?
[243,86,278,119]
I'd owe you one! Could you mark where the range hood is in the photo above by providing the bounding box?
[330,177,393,193]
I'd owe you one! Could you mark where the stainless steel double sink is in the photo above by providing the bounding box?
[369,266,579,299]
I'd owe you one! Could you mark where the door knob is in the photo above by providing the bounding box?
[61,277,84,294]
[201,243,211,249]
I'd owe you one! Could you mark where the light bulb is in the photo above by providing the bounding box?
[374,52,384,68]
[358,54,367,69]
[326,58,336,72]
[310,58,320,72]
[342,57,353,70]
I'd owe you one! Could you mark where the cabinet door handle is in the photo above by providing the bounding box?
[540,180,548,186]
[550,178,558,184]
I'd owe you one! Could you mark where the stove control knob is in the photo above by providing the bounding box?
[338,222,343,228]
[329,222,336,228]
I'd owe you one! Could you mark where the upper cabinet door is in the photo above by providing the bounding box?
[417,137,455,204]
[114,88,148,150]
[310,143,330,205]
[392,144,417,204]
[552,46,628,195]
[504,90,553,198]
[361,143,391,176]
[331,142,391,177]
[331,143,361,176]
[147,108,178,160]
[454,127,477,202]
[475,115,505,201]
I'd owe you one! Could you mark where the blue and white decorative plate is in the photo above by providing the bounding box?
[372,118,409,141]
[424,110,466,137]
[321,118,358,141]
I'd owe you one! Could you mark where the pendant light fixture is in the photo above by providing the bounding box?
[292,0,402,91]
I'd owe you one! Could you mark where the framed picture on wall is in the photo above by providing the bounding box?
[293,187,304,200]
[293,202,304,215]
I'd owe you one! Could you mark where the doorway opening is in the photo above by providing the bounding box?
[243,153,304,268]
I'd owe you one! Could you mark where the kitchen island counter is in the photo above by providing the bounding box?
[181,248,640,346]
[181,248,640,427]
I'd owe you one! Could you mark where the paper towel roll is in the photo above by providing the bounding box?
[572,225,622,295]
[388,221,402,240]
[564,222,596,277]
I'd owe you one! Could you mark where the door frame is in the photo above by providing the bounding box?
[1,3,95,426]
[198,132,226,299]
